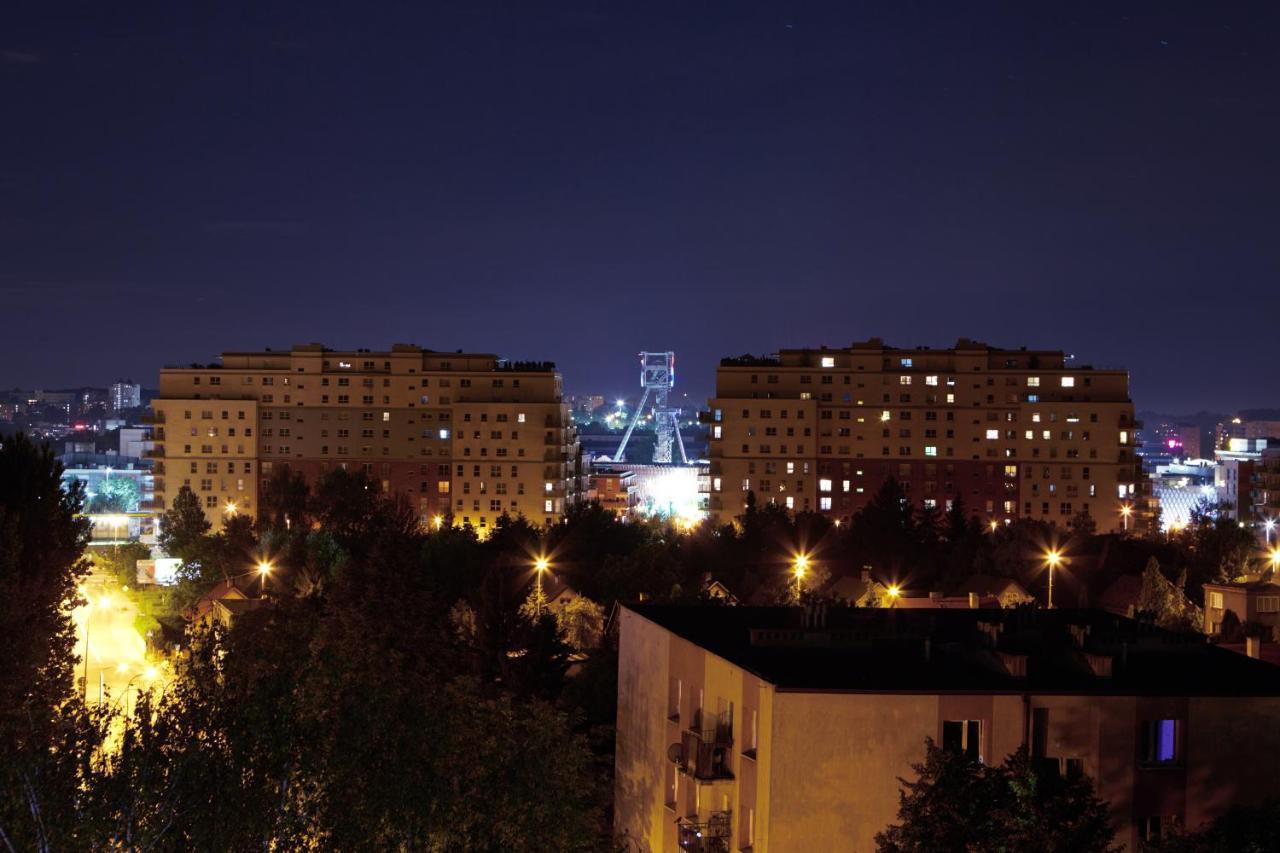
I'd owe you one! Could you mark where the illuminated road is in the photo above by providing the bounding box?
[72,577,151,712]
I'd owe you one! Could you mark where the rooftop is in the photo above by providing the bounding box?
[626,604,1280,697]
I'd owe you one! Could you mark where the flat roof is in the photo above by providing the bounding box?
[625,604,1280,697]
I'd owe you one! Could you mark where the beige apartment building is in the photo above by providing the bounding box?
[615,605,1280,852]
[149,344,580,533]
[707,338,1146,532]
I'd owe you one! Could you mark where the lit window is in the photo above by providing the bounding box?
[713,425,722,439]
[925,375,938,386]
[517,413,526,423]
[712,477,722,491]
[945,393,955,404]
[819,479,832,492]
[544,481,553,492]
[924,446,937,457]
[544,500,553,513]
[1120,430,1129,445]
[821,356,835,368]
[382,411,390,422]
[819,497,832,510]
[1061,376,1075,388]
[1139,719,1180,765]
[985,429,999,440]
[900,358,913,367]
[1208,592,1223,609]
[899,375,912,385]
[1024,430,1034,440]
[785,496,794,509]
[880,410,891,422]
[438,429,450,440]
[1027,376,1040,387]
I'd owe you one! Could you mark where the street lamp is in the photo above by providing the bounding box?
[792,553,810,603]
[431,514,444,530]
[256,560,273,596]
[534,555,550,616]
[886,584,901,608]
[1120,503,1132,533]
[224,500,238,518]
[1266,518,1276,546]
[1045,550,1062,609]
[989,520,999,533]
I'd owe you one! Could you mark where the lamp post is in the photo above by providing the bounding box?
[534,556,550,616]
[1120,503,1132,534]
[1266,518,1276,547]
[256,560,273,596]
[886,584,901,608]
[792,554,809,604]
[1045,550,1062,609]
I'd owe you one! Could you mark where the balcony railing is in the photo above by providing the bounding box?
[677,812,732,853]
[144,447,165,458]
[677,711,734,782]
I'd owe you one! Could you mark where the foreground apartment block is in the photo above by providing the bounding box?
[706,338,1145,532]
[615,605,1280,852]
[149,344,580,532]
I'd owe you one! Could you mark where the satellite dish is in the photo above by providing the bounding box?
[667,743,684,764]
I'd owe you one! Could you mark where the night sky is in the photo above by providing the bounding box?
[2,2,1277,412]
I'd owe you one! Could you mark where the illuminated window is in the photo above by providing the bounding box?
[544,500,553,513]
[1139,719,1181,765]
[517,413,526,423]
[821,356,835,368]
[785,496,794,509]
[438,429,450,440]
[1120,430,1129,445]
[1024,430,1034,440]
[945,393,955,404]
[819,497,832,510]
[900,358,913,367]
[544,481,553,493]
[880,410,891,422]
[899,375,912,385]
[925,375,938,386]
[819,479,832,492]
[985,429,999,440]
[1027,376,1040,387]
[1061,376,1075,387]
[943,720,983,762]
[924,446,937,457]
[1208,591,1223,609]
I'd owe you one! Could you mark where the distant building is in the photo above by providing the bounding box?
[110,380,142,413]
[952,574,1034,608]
[1203,580,1280,637]
[616,605,1280,852]
[588,466,639,515]
[150,344,581,532]
[706,339,1147,533]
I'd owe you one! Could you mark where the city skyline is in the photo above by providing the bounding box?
[3,3,1279,412]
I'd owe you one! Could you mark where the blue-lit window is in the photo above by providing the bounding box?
[1140,719,1181,765]
[1027,394,1039,402]
[900,358,913,368]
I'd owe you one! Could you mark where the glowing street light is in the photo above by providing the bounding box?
[431,515,444,530]
[224,500,238,517]
[886,584,901,608]
[534,555,551,615]
[256,560,273,595]
[1266,518,1276,546]
[792,553,810,603]
[989,520,1000,533]
[1045,550,1062,609]
[1120,503,1132,533]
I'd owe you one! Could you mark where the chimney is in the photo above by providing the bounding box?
[1247,636,1261,659]
[968,592,979,609]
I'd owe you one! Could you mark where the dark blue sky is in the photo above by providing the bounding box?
[2,2,1277,412]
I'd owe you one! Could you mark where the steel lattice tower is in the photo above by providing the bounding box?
[614,351,688,464]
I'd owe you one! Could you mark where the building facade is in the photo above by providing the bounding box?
[706,339,1145,532]
[110,380,143,413]
[615,605,1280,853]
[150,344,580,532]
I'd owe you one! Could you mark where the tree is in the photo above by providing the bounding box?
[1145,799,1280,852]
[157,485,211,561]
[1136,557,1201,632]
[876,739,1119,853]
[87,475,141,513]
[0,433,105,850]
[258,464,312,530]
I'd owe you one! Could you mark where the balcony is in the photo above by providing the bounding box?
[144,447,165,458]
[677,812,732,853]
[677,712,734,782]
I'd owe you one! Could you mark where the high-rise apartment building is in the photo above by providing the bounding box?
[706,338,1144,533]
[110,380,142,413]
[149,344,580,532]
